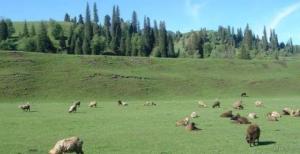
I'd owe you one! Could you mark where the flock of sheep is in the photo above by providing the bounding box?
[175,93,300,147]
[16,93,300,153]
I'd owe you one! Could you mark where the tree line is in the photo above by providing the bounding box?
[0,2,298,59]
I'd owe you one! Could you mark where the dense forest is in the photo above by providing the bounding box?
[0,2,298,59]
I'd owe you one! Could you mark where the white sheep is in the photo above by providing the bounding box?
[49,136,84,154]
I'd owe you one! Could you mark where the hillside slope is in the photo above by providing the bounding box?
[0,51,300,102]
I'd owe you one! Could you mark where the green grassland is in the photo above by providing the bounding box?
[0,51,300,153]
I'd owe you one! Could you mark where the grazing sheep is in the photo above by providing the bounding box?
[144,101,156,106]
[266,112,278,121]
[246,124,260,147]
[255,101,263,107]
[212,99,221,108]
[118,100,128,106]
[220,110,233,118]
[291,109,300,117]
[271,111,281,118]
[18,103,30,112]
[198,101,208,108]
[282,107,293,115]
[185,122,200,131]
[248,113,258,119]
[233,100,244,110]
[68,104,77,113]
[73,101,80,107]
[49,136,84,154]
[190,112,199,118]
[241,92,247,97]
[88,101,97,108]
[176,117,190,127]
[230,113,241,120]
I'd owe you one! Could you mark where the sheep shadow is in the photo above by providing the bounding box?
[258,141,276,146]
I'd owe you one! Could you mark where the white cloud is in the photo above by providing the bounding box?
[185,0,205,21]
[269,2,300,29]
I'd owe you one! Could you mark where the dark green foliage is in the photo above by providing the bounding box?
[64,13,71,22]
[5,19,15,37]
[158,21,167,57]
[93,2,99,24]
[22,21,29,37]
[17,37,37,52]
[238,45,251,59]
[262,26,268,51]
[91,35,106,55]
[36,22,53,53]
[30,25,36,37]
[0,39,16,50]
[131,11,138,33]
[75,38,82,54]
[78,14,84,24]
[111,6,122,53]
[0,20,8,41]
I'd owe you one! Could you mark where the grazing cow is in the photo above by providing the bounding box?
[176,117,190,127]
[49,136,84,154]
[266,112,278,121]
[255,101,263,107]
[220,110,233,118]
[248,113,258,119]
[246,124,260,147]
[18,103,30,112]
[233,100,244,110]
[88,101,97,108]
[198,101,208,108]
[190,112,199,118]
[241,92,247,97]
[144,101,156,106]
[185,122,200,131]
[212,99,221,108]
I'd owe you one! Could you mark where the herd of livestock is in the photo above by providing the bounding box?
[17,93,300,153]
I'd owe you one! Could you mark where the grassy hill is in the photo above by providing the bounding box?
[1,51,300,154]
[1,51,300,102]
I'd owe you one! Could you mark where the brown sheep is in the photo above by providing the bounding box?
[88,101,97,108]
[266,112,278,121]
[176,117,190,127]
[246,124,260,147]
[49,136,84,154]
[241,92,247,97]
[233,100,244,110]
[220,110,233,118]
[185,122,200,131]
[231,114,251,124]
[18,103,30,112]
[212,99,221,108]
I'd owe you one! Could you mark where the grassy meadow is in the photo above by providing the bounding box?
[0,51,300,153]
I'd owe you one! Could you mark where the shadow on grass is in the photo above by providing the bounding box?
[29,111,38,113]
[258,141,276,146]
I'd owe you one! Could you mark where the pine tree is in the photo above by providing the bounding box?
[36,22,53,52]
[167,35,175,57]
[78,14,84,24]
[93,2,99,24]
[158,21,168,57]
[30,25,36,37]
[111,6,122,53]
[270,29,278,51]
[83,3,92,54]
[143,17,154,56]
[262,26,268,51]
[64,13,71,22]
[131,11,138,33]
[5,19,15,37]
[23,21,29,37]
[125,31,132,56]
[0,20,8,41]
[104,15,112,46]
[243,24,253,50]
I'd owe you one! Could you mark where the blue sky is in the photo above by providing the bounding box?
[1,0,300,44]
